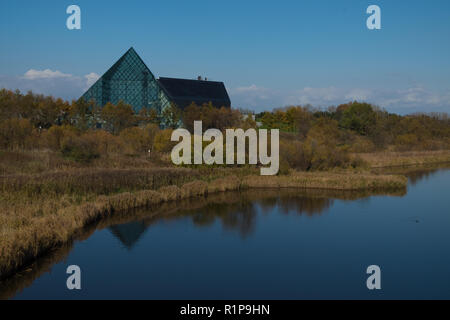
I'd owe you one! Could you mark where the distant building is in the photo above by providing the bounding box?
[81,47,231,127]
[158,77,230,110]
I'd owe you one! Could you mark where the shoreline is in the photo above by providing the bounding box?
[0,171,408,281]
[357,150,450,168]
[0,187,408,299]
[2,149,450,283]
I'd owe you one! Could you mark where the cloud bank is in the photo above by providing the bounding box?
[230,84,450,114]
[0,69,100,101]
[1,69,449,114]
[23,69,73,80]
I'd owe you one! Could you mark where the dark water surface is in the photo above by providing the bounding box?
[2,167,450,299]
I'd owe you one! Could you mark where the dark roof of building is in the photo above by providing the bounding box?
[157,77,231,109]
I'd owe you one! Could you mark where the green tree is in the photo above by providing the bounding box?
[339,102,377,136]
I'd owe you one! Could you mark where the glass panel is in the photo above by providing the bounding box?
[81,48,171,114]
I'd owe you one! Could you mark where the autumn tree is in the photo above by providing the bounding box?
[34,96,67,128]
[182,103,203,132]
[0,118,34,149]
[101,101,135,134]
[138,107,160,127]
[153,128,174,152]
[182,102,240,132]
[70,98,93,131]
[161,103,182,129]
[119,124,159,154]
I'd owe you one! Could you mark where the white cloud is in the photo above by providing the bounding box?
[230,85,283,110]
[0,69,100,100]
[230,84,450,114]
[2,69,450,114]
[344,88,371,101]
[375,87,450,110]
[289,87,341,105]
[234,84,260,93]
[23,69,72,80]
[85,72,100,88]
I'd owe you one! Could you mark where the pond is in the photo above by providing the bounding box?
[1,166,450,299]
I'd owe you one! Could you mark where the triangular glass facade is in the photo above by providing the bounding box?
[81,47,171,113]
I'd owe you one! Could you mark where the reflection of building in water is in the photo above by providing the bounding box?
[109,221,148,249]
[2,186,410,299]
[107,191,338,247]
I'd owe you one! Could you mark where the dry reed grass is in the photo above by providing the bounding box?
[0,185,410,300]
[243,171,407,191]
[1,167,201,197]
[358,150,450,168]
[0,171,408,280]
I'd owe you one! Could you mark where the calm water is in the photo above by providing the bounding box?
[1,167,450,299]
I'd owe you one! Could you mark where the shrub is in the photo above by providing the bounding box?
[395,134,419,151]
[60,135,100,162]
[0,118,34,149]
[119,126,155,154]
[85,130,123,155]
[45,125,79,150]
[302,137,350,170]
[153,129,174,153]
[279,139,307,170]
[348,135,376,153]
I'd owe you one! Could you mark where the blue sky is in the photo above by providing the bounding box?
[1,0,450,114]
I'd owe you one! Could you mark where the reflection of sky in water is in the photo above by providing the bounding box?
[3,168,450,299]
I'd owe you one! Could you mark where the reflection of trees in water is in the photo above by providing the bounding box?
[405,167,448,185]
[131,191,332,240]
[0,179,417,299]
[0,228,98,300]
[407,170,436,185]
[244,191,333,217]
[0,243,73,300]
[109,187,405,245]
[146,196,259,238]
[201,201,257,237]
[277,196,333,216]
[372,164,450,186]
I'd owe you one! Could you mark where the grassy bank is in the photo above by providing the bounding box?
[243,171,407,190]
[0,186,409,299]
[358,150,450,168]
[3,148,447,282]
[0,170,407,280]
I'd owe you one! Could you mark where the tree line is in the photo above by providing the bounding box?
[1,88,449,171]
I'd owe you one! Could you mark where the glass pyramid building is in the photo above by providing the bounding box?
[81,47,231,129]
[81,47,171,114]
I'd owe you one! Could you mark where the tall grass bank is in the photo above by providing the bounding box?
[0,171,407,280]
